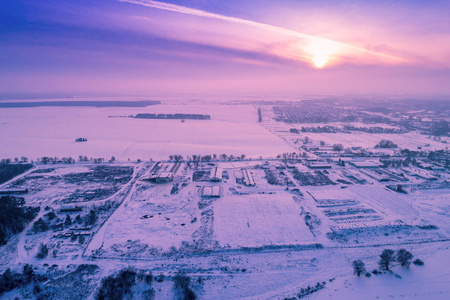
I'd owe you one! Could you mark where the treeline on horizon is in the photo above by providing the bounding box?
[134,113,211,120]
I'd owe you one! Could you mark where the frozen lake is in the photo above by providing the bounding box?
[0,103,294,161]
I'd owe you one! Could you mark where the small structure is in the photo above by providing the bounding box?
[242,169,256,186]
[349,161,382,168]
[70,225,93,231]
[60,206,82,213]
[430,166,446,172]
[360,169,389,182]
[149,172,174,183]
[201,186,221,198]
[209,167,223,182]
[308,163,332,169]
[0,189,28,195]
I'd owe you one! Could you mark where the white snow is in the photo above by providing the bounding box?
[214,194,315,248]
[0,104,293,160]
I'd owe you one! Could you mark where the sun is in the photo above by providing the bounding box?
[312,55,329,68]
[307,38,341,68]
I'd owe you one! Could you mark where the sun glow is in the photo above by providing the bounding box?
[307,38,342,68]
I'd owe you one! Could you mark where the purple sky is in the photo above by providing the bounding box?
[1,0,450,95]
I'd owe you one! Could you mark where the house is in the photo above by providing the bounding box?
[209,167,223,182]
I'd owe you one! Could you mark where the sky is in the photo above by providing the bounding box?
[1,0,450,96]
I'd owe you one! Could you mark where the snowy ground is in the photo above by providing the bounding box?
[262,110,449,154]
[214,194,315,248]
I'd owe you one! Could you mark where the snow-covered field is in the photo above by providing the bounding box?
[263,118,449,153]
[0,104,294,160]
[214,194,315,248]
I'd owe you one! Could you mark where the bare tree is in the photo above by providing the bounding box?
[379,249,395,271]
[352,260,366,277]
[397,249,414,268]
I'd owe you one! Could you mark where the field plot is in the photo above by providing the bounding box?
[306,131,445,151]
[411,189,450,235]
[349,185,419,217]
[0,104,293,160]
[308,185,419,218]
[3,164,133,204]
[307,185,448,245]
[97,182,203,256]
[214,194,315,248]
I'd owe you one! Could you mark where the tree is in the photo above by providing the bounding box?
[86,209,97,225]
[36,243,48,259]
[142,288,156,300]
[173,273,196,300]
[333,144,344,152]
[95,268,136,300]
[396,249,414,268]
[75,214,82,224]
[0,196,39,244]
[45,211,56,220]
[65,214,72,226]
[22,264,34,283]
[376,139,398,149]
[379,249,395,270]
[352,260,366,277]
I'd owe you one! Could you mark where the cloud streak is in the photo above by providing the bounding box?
[118,0,407,67]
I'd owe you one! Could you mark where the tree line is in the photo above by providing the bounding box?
[352,248,424,277]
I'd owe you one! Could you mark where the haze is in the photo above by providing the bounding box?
[2,0,450,95]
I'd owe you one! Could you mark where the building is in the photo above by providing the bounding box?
[242,169,256,186]
[308,163,332,169]
[149,172,174,183]
[349,161,382,168]
[201,186,221,198]
[209,167,223,182]
[0,189,28,195]
[60,206,83,213]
